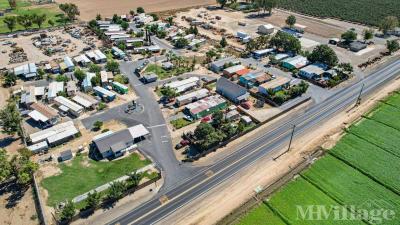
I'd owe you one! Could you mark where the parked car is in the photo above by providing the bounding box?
[240,101,251,110]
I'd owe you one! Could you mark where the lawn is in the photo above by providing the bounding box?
[268,177,362,225]
[236,203,285,225]
[302,155,400,225]
[145,64,191,80]
[170,118,193,129]
[277,0,400,26]
[347,119,400,157]
[41,153,151,206]
[330,133,400,194]
[0,1,62,34]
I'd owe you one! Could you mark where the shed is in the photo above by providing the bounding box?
[142,73,158,83]
[58,149,73,162]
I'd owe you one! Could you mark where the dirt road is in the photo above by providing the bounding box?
[56,0,215,20]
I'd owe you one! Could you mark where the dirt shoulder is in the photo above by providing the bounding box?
[158,71,400,225]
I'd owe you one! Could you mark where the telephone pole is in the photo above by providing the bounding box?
[355,83,365,107]
[287,124,296,152]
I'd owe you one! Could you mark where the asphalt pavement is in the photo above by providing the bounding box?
[107,58,400,225]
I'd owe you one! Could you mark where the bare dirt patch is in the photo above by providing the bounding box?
[56,0,215,21]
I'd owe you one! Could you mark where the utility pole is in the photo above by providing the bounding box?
[355,83,365,107]
[287,124,296,152]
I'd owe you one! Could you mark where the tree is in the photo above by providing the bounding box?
[220,36,227,48]
[308,45,338,68]
[59,200,75,221]
[121,21,129,31]
[85,191,101,209]
[10,152,38,185]
[166,16,174,26]
[48,19,55,27]
[3,71,17,87]
[386,40,400,54]
[338,63,353,75]
[216,0,228,9]
[55,74,69,83]
[17,14,33,30]
[32,13,47,29]
[0,101,22,136]
[362,29,374,42]
[59,3,80,21]
[256,0,277,15]
[174,38,189,49]
[0,149,11,183]
[89,63,101,73]
[136,7,145,14]
[270,31,301,53]
[286,15,296,28]
[107,181,127,200]
[194,122,215,140]
[105,60,120,74]
[96,14,102,21]
[93,121,103,131]
[128,170,143,187]
[91,75,101,86]
[73,68,85,82]
[8,0,17,9]
[212,111,224,128]
[3,16,17,33]
[379,16,398,35]
[341,30,357,43]
[160,86,177,100]
[150,13,159,21]
[129,10,135,17]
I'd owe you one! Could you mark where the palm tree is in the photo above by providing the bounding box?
[128,170,143,187]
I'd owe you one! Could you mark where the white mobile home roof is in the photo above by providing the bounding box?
[74,55,91,64]
[54,96,84,113]
[93,86,116,97]
[83,72,96,88]
[128,124,149,139]
[94,50,107,60]
[100,71,108,83]
[283,55,309,69]
[72,95,93,108]
[165,77,199,89]
[27,141,48,152]
[28,110,49,122]
[34,87,45,96]
[253,48,274,55]
[223,65,246,74]
[14,63,37,77]
[47,82,64,99]
[29,121,77,143]
[93,130,114,141]
[176,89,209,102]
[64,56,74,68]
[47,125,79,144]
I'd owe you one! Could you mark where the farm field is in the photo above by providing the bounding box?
[348,119,400,157]
[330,134,400,194]
[236,203,285,225]
[302,155,400,225]
[0,0,62,33]
[277,0,400,26]
[235,93,400,225]
[41,153,151,206]
[268,177,363,225]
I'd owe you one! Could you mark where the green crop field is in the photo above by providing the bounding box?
[303,155,400,224]
[348,119,400,157]
[236,203,285,225]
[268,177,363,225]
[367,104,400,130]
[0,0,62,33]
[385,93,400,108]
[330,133,400,194]
[41,153,151,206]
[277,0,400,26]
